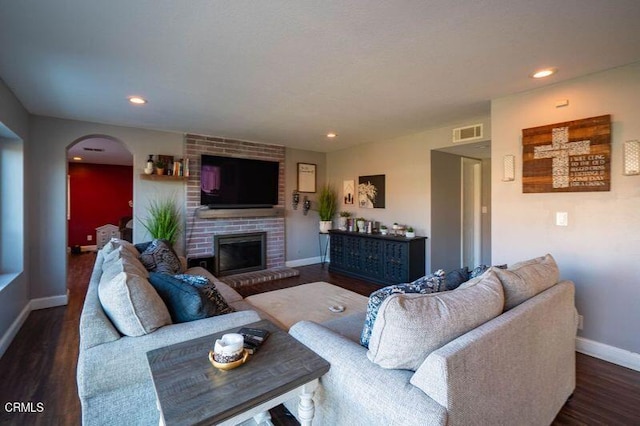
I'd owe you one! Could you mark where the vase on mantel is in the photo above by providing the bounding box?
[144,155,154,175]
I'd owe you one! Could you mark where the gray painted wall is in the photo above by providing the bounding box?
[492,62,640,354]
[0,78,29,343]
[431,151,462,271]
[285,148,327,263]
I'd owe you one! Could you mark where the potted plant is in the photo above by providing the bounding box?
[380,225,388,235]
[338,211,351,231]
[406,227,416,238]
[356,217,366,233]
[139,197,182,245]
[318,184,337,233]
[155,160,166,175]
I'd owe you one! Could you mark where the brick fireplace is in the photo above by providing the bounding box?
[184,134,285,269]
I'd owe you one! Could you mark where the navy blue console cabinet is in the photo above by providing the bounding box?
[328,230,427,286]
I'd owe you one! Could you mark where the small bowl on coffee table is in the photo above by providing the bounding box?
[208,349,250,371]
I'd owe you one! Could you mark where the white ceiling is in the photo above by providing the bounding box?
[1,1,639,153]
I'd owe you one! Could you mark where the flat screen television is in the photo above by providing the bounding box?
[200,154,279,208]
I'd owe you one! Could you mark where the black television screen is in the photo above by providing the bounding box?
[200,155,279,208]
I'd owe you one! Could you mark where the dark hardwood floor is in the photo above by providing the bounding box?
[0,251,638,425]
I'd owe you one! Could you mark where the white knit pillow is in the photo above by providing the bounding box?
[367,270,504,371]
[493,254,559,310]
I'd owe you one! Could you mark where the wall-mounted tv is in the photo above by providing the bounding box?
[200,155,279,209]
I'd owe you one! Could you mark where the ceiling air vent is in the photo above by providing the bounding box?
[83,147,105,152]
[453,124,483,143]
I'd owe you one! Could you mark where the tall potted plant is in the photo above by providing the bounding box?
[139,197,182,246]
[318,184,337,233]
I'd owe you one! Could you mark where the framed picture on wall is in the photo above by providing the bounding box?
[297,163,317,193]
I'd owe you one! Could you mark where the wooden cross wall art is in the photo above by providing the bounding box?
[522,115,611,193]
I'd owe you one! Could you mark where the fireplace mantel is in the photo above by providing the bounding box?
[196,207,285,219]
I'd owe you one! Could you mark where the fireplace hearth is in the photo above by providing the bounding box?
[213,232,267,276]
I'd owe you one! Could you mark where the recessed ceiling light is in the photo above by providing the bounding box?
[531,68,557,79]
[128,96,147,105]
[72,156,82,161]
[326,133,337,138]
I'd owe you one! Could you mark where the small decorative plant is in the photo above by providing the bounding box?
[407,226,414,232]
[339,211,352,218]
[380,225,387,230]
[139,197,182,245]
[155,160,166,169]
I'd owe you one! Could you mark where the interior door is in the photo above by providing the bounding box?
[461,158,482,268]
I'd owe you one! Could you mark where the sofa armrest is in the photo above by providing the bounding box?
[411,281,577,426]
[289,321,447,426]
[78,310,261,399]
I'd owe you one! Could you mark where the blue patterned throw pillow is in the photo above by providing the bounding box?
[360,270,446,348]
[173,274,235,315]
[444,267,470,290]
[139,239,184,274]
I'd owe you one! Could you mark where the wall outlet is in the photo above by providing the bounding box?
[578,314,584,330]
[87,235,93,241]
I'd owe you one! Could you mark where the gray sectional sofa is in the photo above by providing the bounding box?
[285,254,578,426]
[76,241,264,425]
[78,238,577,426]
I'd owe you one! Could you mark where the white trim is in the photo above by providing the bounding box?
[286,256,327,268]
[0,302,31,358]
[576,336,640,372]
[30,294,68,310]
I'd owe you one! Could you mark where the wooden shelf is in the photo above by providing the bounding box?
[196,207,284,219]
[140,174,188,181]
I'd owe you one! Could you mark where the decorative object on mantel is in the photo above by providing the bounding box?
[303,196,311,216]
[154,160,166,176]
[405,227,416,238]
[338,211,351,231]
[356,217,366,233]
[380,225,388,235]
[145,155,154,174]
[292,190,300,210]
[318,184,337,233]
[358,175,386,208]
[522,115,611,193]
[297,162,317,193]
[343,180,354,204]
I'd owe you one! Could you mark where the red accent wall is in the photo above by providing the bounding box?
[68,163,133,247]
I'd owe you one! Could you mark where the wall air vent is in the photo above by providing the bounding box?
[453,124,483,143]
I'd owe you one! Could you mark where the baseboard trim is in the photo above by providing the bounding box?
[0,302,31,359]
[30,294,68,310]
[576,336,640,372]
[285,256,330,267]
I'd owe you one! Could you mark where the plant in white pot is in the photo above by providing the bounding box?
[318,184,337,233]
[338,211,351,231]
[139,197,182,245]
[405,227,416,238]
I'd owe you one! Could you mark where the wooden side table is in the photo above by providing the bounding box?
[147,320,330,425]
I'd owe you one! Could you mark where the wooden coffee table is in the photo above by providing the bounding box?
[146,319,330,426]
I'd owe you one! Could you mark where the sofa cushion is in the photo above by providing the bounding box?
[367,270,504,370]
[139,239,184,274]
[493,253,559,310]
[98,271,172,336]
[102,238,140,257]
[147,273,232,323]
[101,246,149,284]
[360,270,446,348]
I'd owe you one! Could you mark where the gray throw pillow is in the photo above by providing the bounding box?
[367,270,504,371]
[493,253,559,310]
[360,270,446,348]
[98,271,172,336]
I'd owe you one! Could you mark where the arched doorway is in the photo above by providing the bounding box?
[66,135,133,290]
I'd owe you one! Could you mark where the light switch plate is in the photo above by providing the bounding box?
[556,212,568,226]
